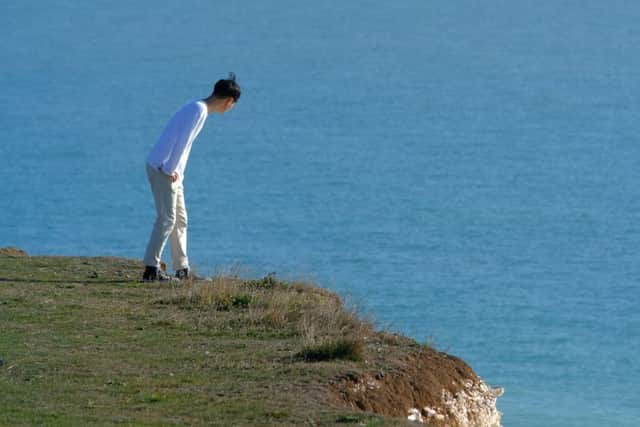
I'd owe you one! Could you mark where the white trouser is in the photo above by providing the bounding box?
[143,163,189,271]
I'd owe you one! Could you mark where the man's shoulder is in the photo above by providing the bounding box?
[181,99,207,117]
[172,100,206,120]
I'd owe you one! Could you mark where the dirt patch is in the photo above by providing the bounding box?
[0,247,28,257]
[328,345,483,424]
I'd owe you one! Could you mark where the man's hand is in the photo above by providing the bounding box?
[171,172,179,183]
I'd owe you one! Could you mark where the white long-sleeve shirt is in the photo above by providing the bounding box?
[146,100,208,179]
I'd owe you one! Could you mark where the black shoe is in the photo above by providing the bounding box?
[175,268,201,280]
[175,268,190,280]
[142,266,176,282]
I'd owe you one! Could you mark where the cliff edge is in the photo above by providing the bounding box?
[0,248,502,426]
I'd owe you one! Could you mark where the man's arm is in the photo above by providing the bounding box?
[159,105,201,179]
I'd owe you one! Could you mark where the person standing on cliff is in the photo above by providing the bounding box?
[142,73,241,282]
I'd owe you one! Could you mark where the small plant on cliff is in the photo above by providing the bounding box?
[298,337,366,362]
[296,298,373,362]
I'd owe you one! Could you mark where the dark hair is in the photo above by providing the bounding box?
[213,72,241,102]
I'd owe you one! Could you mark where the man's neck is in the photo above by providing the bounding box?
[203,96,224,114]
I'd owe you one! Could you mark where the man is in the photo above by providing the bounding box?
[142,73,241,282]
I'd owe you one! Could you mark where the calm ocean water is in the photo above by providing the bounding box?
[2,1,640,425]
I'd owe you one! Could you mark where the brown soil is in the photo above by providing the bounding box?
[0,247,28,257]
[328,337,478,421]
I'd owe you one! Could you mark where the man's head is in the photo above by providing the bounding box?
[209,72,241,114]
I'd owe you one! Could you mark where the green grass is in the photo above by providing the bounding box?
[0,254,418,426]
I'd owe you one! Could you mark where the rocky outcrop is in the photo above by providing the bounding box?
[408,379,503,426]
[0,247,28,257]
[330,347,503,427]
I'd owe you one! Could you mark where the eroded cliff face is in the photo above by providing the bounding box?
[329,347,503,427]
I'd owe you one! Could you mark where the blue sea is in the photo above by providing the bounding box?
[2,1,639,425]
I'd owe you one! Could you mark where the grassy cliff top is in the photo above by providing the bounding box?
[0,251,478,426]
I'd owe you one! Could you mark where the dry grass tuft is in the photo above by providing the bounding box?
[152,273,376,362]
[297,297,374,362]
[154,276,252,310]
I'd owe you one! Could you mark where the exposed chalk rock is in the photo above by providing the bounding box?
[423,406,445,421]
[438,379,504,427]
[407,408,424,423]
